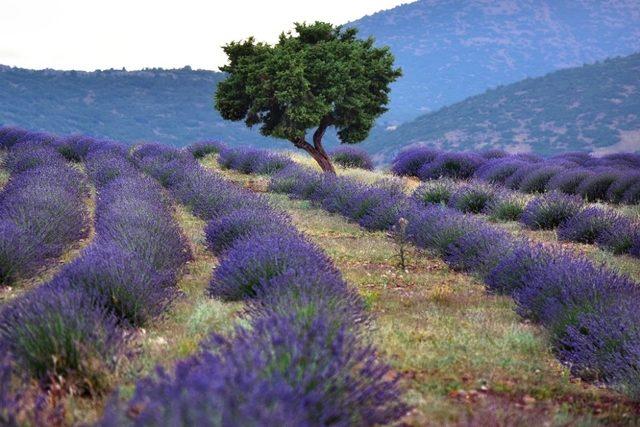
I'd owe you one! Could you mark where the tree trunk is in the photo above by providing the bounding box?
[291,117,336,174]
[306,146,336,174]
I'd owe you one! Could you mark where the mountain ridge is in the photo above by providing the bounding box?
[368,52,640,161]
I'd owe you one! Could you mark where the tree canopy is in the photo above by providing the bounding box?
[215,21,401,172]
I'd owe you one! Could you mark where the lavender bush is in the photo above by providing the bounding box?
[577,171,620,202]
[448,181,498,213]
[484,191,525,221]
[485,243,554,295]
[473,159,529,184]
[518,165,563,194]
[418,152,485,180]
[102,312,406,426]
[3,143,66,174]
[520,192,583,230]
[411,179,456,206]
[330,146,374,170]
[187,140,226,158]
[209,233,340,301]
[557,207,629,244]
[204,207,294,255]
[0,285,123,393]
[391,146,440,177]
[54,244,177,327]
[546,169,593,195]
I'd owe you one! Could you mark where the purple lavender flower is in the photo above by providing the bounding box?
[54,244,178,327]
[518,165,563,194]
[520,192,583,230]
[3,142,66,174]
[204,207,294,255]
[0,285,123,391]
[411,179,457,206]
[485,243,553,295]
[478,148,508,159]
[330,146,374,170]
[418,152,485,180]
[209,233,340,301]
[577,170,620,202]
[390,146,440,177]
[187,140,226,158]
[512,256,639,340]
[622,180,640,205]
[0,126,31,149]
[443,227,513,276]
[558,301,640,398]
[102,312,406,426]
[448,181,498,213]
[546,169,593,195]
[557,207,630,244]
[606,172,640,203]
[473,158,529,184]
[56,135,98,161]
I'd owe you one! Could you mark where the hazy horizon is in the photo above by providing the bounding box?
[0,0,409,72]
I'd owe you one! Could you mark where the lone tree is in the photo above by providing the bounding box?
[215,22,401,173]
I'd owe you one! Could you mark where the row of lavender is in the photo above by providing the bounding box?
[1,130,191,423]
[96,143,407,425]
[218,146,640,400]
[210,141,640,257]
[392,147,640,205]
[0,136,89,286]
[412,179,640,258]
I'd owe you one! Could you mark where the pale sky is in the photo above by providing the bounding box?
[0,0,409,71]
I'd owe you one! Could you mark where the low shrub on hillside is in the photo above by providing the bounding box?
[518,165,563,193]
[485,243,554,295]
[3,143,66,174]
[546,169,593,195]
[520,192,583,230]
[448,181,498,213]
[418,152,485,180]
[485,191,526,221]
[246,269,366,335]
[391,146,440,177]
[204,207,293,255]
[443,227,513,276]
[479,149,508,159]
[0,127,31,149]
[0,285,123,393]
[96,177,192,272]
[102,312,406,426]
[411,179,456,206]
[606,172,640,203]
[504,163,541,190]
[209,233,340,301]
[330,146,374,170]
[474,159,529,184]
[55,244,177,327]
[187,140,225,158]
[85,152,137,188]
[56,135,99,162]
[405,205,477,255]
[577,171,619,202]
[557,207,629,244]
[622,181,640,205]
[0,221,39,286]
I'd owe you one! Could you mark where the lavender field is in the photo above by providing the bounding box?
[0,127,638,426]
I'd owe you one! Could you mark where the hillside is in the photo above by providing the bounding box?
[1,0,640,150]
[369,53,640,160]
[0,66,289,148]
[350,0,640,123]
